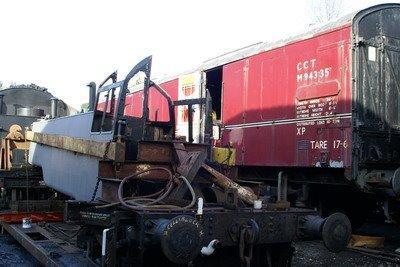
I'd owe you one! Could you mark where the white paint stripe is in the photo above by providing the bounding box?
[224,113,352,129]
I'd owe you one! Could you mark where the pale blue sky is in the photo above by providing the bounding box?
[0,0,398,108]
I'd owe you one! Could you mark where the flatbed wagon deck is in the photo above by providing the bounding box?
[0,219,95,266]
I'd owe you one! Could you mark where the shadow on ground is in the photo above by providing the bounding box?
[0,234,40,266]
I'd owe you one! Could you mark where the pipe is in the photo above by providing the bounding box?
[116,168,196,210]
[196,198,204,216]
[102,228,112,256]
[202,163,257,205]
[277,171,288,202]
[201,239,220,256]
[50,97,58,118]
[87,82,96,111]
[101,227,113,266]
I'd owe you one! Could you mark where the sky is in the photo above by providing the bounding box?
[0,0,399,109]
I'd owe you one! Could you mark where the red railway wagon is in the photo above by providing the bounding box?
[123,4,400,221]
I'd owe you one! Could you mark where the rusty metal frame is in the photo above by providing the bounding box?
[118,56,153,140]
[0,221,95,266]
[26,131,125,162]
[1,222,60,266]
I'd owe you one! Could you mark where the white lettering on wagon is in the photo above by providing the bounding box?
[310,139,348,150]
[297,59,317,71]
[296,127,306,135]
[296,58,332,83]
[310,140,327,149]
[296,96,339,119]
[296,68,332,82]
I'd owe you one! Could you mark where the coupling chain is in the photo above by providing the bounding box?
[90,140,112,202]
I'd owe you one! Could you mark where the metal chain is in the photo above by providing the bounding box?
[90,141,112,202]
[239,225,255,267]
[25,145,30,212]
[103,140,111,160]
[90,178,101,202]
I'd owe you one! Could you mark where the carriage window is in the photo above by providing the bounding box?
[91,87,121,132]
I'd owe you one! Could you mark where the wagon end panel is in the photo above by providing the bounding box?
[352,4,400,191]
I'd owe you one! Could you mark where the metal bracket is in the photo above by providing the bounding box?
[170,142,206,199]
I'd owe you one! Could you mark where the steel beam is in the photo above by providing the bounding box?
[26,131,125,161]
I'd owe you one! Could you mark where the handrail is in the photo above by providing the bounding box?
[99,71,118,89]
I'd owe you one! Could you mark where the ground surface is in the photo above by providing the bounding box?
[293,241,389,266]
[0,234,39,266]
[0,234,394,266]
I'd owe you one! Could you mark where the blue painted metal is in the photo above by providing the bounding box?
[29,112,113,200]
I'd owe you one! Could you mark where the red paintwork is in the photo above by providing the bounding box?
[0,212,63,223]
[125,24,353,169]
[124,78,179,121]
[221,26,352,167]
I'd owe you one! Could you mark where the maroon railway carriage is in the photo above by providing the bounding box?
[124,4,400,220]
